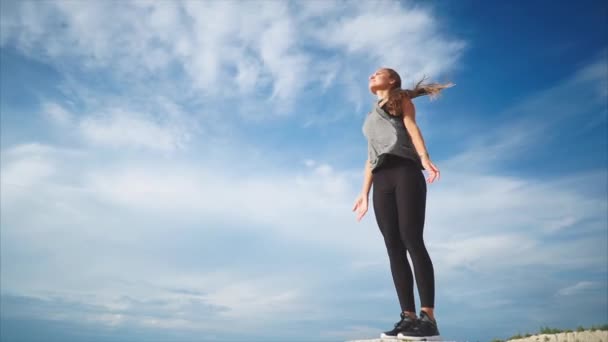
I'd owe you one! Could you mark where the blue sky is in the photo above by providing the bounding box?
[1,1,606,341]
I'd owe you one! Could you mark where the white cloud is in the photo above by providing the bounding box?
[78,108,189,152]
[0,0,464,113]
[309,1,466,100]
[204,280,304,320]
[0,152,54,195]
[557,281,602,296]
[35,95,200,153]
[41,101,73,125]
[0,143,83,203]
[323,324,384,341]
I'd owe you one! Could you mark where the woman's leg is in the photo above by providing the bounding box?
[372,169,417,314]
[394,165,435,317]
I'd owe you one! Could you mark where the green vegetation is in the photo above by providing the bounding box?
[540,326,563,333]
[507,333,523,340]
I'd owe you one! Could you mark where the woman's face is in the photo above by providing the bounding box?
[369,68,394,95]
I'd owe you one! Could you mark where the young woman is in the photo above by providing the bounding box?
[353,68,453,340]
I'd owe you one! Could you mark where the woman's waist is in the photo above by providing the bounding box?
[373,153,420,172]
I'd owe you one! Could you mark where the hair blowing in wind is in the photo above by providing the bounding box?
[381,68,455,117]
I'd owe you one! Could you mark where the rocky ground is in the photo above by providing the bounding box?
[506,330,607,342]
[345,329,607,342]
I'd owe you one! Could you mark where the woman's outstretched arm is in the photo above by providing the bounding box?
[401,96,429,158]
[401,96,441,183]
[352,158,373,221]
[362,158,373,197]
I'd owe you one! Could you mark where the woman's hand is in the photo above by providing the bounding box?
[421,156,440,183]
[352,193,369,222]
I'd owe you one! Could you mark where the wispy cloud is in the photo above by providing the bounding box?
[78,107,191,152]
[443,50,608,172]
[557,281,603,296]
[0,0,464,115]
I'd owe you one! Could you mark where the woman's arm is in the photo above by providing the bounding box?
[361,159,373,197]
[353,158,373,221]
[401,96,441,183]
[401,96,429,158]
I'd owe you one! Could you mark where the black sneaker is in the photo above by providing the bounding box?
[380,312,418,339]
[397,310,441,341]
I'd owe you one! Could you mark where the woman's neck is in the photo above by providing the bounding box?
[375,89,391,102]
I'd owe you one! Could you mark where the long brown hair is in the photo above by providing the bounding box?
[382,68,454,117]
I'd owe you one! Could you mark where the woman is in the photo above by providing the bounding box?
[353,68,453,340]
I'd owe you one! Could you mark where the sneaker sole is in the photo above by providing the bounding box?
[380,333,399,339]
[397,334,442,341]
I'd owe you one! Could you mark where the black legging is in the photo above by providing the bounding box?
[372,154,435,312]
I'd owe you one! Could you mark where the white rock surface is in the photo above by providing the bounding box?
[507,330,607,342]
[345,330,607,342]
[345,339,443,342]
[346,339,456,342]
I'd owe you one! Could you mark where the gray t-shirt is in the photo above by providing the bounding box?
[362,99,423,172]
